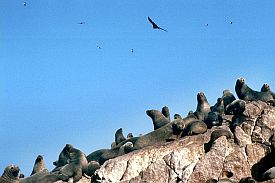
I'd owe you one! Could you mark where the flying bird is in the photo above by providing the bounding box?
[205,23,209,26]
[148,16,167,32]
[97,45,102,49]
[23,2,26,6]
[131,49,134,53]
[78,22,85,25]
[229,21,233,24]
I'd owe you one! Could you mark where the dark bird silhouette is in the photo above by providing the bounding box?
[23,2,26,6]
[229,21,233,24]
[131,49,134,53]
[78,22,85,25]
[148,16,167,32]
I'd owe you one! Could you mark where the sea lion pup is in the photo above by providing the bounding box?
[52,144,72,170]
[146,106,170,130]
[225,100,246,115]
[57,144,88,183]
[204,129,234,153]
[115,128,126,145]
[222,90,236,109]
[194,92,211,121]
[0,165,20,183]
[85,161,100,176]
[261,83,275,98]
[261,167,275,181]
[30,155,46,175]
[235,77,273,102]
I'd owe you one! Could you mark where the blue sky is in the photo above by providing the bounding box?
[1,0,275,175]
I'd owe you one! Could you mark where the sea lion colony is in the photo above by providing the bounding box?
[1,77,275,183]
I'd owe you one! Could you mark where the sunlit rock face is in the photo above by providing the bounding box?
[54,101,275,183]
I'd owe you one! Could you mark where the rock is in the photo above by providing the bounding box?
[235,126,252,147]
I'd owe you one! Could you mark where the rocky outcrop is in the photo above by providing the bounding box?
[82,101,275,183]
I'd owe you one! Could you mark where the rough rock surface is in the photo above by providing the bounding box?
[54,101,275,183]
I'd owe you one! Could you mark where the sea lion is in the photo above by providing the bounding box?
[261,83,275,99]
[187,110,197,118]
[85,161,100,176]
[194,92,211,121]
[161,106,170,121]
[127,133,133,139]
[261,167,275,181]
[174,114,182,120]
[115,128,126,145]
[222,90,236,109]
[205,111,223,129]
[87,142,134,165]
[30,155,46,175]
[52,144,72,169]
[225,100,246,115]
[206,179,218,183]
[0,165,20,183]
[235,78,273,102]
[57,144,88,183]
[211,98,225,114]
[146,106,170,130]
[204,129,234,153]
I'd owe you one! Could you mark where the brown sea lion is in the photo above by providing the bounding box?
[204,129,234,153]
[0,165,20,183]
[57,144,88,183]
[222,90,236,109]
[30,155,46,176]
[127,133,133,139]
[225,100,246,115]
[261,83,275,99]
[211,98,225,114]
[115,128,126,145]
[194,92,211,121]
[235,78,273,102]
[52,144,72,170]
[146,106,170,130]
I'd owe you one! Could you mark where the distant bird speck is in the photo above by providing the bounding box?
[229,21,233,24]
[78,22,85,25]
[148,16,168,32]
[131,49,134,53]
[23,2,26,6]
[97,45,102,49]
[205,23,209,26]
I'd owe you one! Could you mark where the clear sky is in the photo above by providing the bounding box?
[1,0,275,176]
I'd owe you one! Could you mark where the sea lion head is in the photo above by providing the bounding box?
[161,106,170,118]
[197,92,207,104]
[223,89,231,95]
[127,133,133,139]
[261,83,270,92]
[35,155,44,163]
[2,165,20,179]
[146,109,158,118]
[236,77,245,87]
[174,114,182,120]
